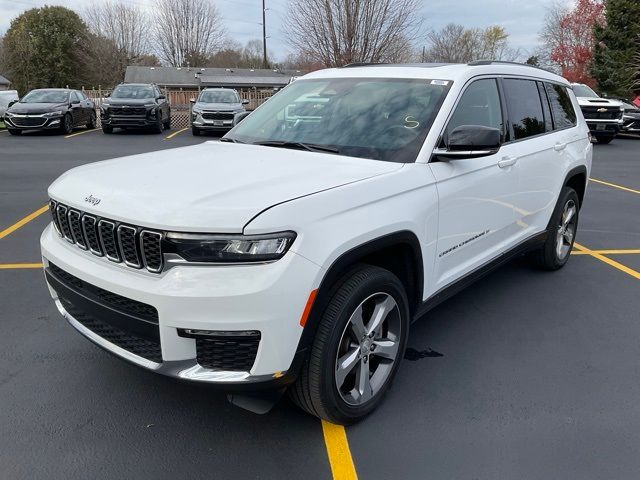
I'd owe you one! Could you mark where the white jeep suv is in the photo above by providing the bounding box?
[41,62,592,424]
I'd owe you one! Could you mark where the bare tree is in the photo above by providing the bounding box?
[423,23,519,63]
[84,1,150,61]
[153,0,225,67]
[284,0,421,67]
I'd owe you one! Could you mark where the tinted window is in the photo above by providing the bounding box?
[71,91,81,102]
[446,79,503,143]
[545,83,577,129]
[21,90,69,103]
[503,79,546,140]
[111,85,155,99]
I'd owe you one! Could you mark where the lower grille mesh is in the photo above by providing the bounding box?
[195,334,261,371]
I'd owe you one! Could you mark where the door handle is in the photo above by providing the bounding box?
[554,142,567,151]
[498,156,518,168]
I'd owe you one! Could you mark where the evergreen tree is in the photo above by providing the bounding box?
[592,0,640,95]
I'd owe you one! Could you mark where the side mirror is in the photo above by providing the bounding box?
[189,98,196,104]
[434,125,501,160]
[158,95,166,100]
[8,100,18,108]
[71,99,80,105]
[234,111,251,125]
[242,99,249,105]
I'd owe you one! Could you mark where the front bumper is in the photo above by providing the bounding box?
[101,106,160,127]
[191,112,236,130]
[41,224,321,387]
[584,119,622,135]
[621,116,640,133]
[4,114,63,130]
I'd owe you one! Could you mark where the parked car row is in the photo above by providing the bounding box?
[1,84,249,136]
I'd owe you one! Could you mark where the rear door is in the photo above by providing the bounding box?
[429,78,520,289]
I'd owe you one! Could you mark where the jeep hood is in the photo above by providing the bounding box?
[48,141,402,232]
[576,96,623,107]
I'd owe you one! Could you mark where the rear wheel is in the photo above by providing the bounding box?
[290,265,409,424]
[531,186,579,270]
[8,129,21,135]
[86,111,96,129]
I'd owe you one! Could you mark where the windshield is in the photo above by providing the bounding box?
[572,84,598,98]
[199,90,239,103]
[21,90,69,104]
[227,78,450,162]
[111,85,155,99]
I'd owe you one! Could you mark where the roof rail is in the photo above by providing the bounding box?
[341,62,388,68]
[468,60,558,75]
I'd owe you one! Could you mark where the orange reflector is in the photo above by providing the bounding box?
[299,289,318,327]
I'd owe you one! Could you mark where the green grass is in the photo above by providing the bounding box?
[0,120,5,129]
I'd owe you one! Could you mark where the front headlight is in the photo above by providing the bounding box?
[165,231,296,263]
[144,103,157,107]
[43,110,63,117]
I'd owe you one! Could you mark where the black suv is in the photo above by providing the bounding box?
[100,84,171,134]
[4,89,96,135]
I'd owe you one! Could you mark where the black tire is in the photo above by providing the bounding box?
[531,186,580,270]
[163,115,171,130]
[153,117,164,134]
[102,125,113,134]
[597,135,614,144]
[192,126,201,136]
[8,128,21,136]
[61,114,73,135]
[290,265,410,424]
[86,111,96,129]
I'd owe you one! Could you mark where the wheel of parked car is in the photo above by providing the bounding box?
[531,186,580,270]
[153,117,164,134]
[192,126,201,136]
[86,112,96,130]
[102,125,113,134]
[290,265,409,424]
[163,115,171,130]
[60,114,73,135]
[8,129,21,136]
[597,136,614,144]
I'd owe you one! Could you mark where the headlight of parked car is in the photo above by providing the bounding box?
[4,111,13,117]
[43,110,63,117]
[165,231,296,263]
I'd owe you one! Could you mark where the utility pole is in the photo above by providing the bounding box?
[262,0,268,69]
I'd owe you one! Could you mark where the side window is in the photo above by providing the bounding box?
[445,79,503,143]
[502,79,546,140]
[71,91,80,102]
[545,83,577,129]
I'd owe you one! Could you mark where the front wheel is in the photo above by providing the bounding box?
[8,128,21,135]
[290,265,409,424]
[102,125,113,134]
[60,114,73,135]
[597,135,614,144]
[191,126,201,136]
[163,115,171,130]
[531,186,580,270]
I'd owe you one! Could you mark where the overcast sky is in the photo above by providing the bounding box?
[0,0,568,61]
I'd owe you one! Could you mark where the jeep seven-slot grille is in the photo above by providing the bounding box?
[50,200,164,273]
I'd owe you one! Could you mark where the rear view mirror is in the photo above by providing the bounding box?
[435,125,501,160]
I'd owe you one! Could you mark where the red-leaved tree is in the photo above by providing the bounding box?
[542,0,605,85]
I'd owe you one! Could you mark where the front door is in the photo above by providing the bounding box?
[429,78,520,291]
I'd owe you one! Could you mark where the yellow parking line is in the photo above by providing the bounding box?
[0,263,43,269]
[321,420,358,480]
[165,127,188,140]
[0,204,49,240]
[590,178,640,195]
[573,242,640,280]
[65,128,99,139]
[572,249,640,255]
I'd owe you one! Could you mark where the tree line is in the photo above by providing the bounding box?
[0,0,637,96]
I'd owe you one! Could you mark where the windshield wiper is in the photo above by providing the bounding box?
[253,141,340,154]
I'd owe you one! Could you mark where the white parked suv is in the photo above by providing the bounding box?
[41,61,592,424]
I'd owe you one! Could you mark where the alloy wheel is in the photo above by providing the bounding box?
[556,199,577,259]
[334,292,402,406]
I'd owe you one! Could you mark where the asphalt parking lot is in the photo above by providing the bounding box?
[1,127,639,479]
